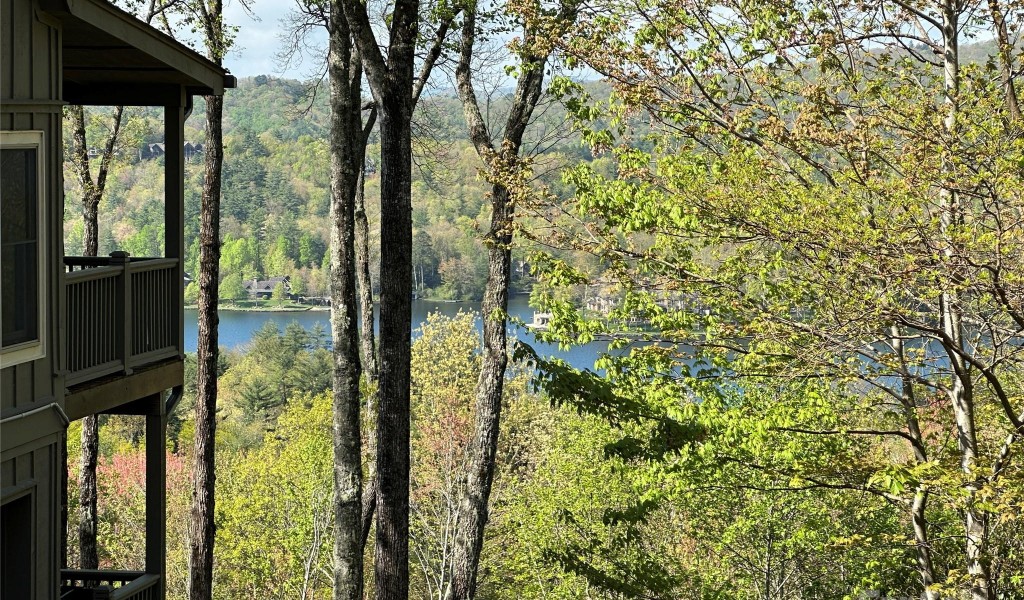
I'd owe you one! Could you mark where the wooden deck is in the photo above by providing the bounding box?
[64,254,181,390]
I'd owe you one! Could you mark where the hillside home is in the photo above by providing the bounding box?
[1,0,232,598]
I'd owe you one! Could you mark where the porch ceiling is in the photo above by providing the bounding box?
[42,0,236,105]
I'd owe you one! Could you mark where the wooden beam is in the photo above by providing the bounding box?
[63,359,183,421]
[62,82,192,107]
[165,99,186,358]
[101,395,163,416]
[145,402,167,600]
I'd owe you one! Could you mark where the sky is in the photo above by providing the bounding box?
[221,0,327,80]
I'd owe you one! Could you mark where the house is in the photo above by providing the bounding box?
[0,0,233,598]
[139,142,165,160]
[244,275,291,300]
[183,141,204,161]
[527,312,553,330]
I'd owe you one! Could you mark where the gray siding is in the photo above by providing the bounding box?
[1,3,65,598]
[1,431,62,600]
[1,0,65,418]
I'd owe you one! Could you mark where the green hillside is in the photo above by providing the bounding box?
[63,76,598,302]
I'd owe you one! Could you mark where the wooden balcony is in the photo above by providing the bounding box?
[60,570,160,600]
[64,253,181,388]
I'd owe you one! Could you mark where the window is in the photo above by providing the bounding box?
[1,493,33,600]
[1,130,46,367]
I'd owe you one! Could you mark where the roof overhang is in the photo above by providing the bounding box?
[41,0,236,106]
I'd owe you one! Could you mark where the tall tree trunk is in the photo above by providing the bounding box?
[328,5,365,598]
[340,0,452,594]
[355,165,380,550]
[355,133,380,551]
[67,103,123,571]
[445,182,512,599]
[373,95,415,600]
[445,8,553,595]
[78,416,99,570]
[986,0,1021,121]
[940,3,991,598]
[83,201,99,257]
[911,490,938,598]
[189,92,223,600]
[889,325,939,597]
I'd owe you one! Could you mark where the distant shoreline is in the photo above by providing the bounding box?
[185,303,329,312]
[185,297,493,313]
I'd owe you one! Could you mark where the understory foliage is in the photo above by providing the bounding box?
[514,0,1024,595]
[65,317,550,600]
[65,322,1024,599]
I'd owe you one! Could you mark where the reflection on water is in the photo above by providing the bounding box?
[184,295,616,371]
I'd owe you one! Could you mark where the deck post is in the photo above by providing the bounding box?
[165,88,186,360]
[110,251,132,373]
[145,392,167,600]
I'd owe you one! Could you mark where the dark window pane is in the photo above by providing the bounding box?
[1,494,33,600]
[1,147,39,348]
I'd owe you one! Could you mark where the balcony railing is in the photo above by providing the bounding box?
[64,253,180,387]
[60,570,160,600]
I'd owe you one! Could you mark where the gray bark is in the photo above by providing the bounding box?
[78,416,99,570]
[339,0,457,594]
[939,4,991,597]
[328,4,365,598]
[371,97,415,600]
[355,109,379,549]
[445,7,550,597]
[188,2,228,597]
[189,89,223,600]
[891,326,939,599]
[342,2,415,596]
[356,162,377,382]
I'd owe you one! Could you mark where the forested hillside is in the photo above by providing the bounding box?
[63,76,597,302]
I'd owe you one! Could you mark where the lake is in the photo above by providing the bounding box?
[184,295,612,370]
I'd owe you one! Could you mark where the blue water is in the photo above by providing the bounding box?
[184,295,612,370]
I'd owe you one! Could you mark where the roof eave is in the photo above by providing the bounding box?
[43,0,234,97]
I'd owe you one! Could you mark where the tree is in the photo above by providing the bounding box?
[184,281,200,305]
[279,4,382,593]
[219,273,246,303]
[185,0,244,597]
[408,313,479,596]
[324,5,371,594]
[216,392,335,599]
[66,103,125,571]
[412,229,439,296]
[519,0,1024,596]
[238,378,279,424]
[444,1,577,596]
[337,0,460,596]
[354,169,378,381]
[272,281,288,303]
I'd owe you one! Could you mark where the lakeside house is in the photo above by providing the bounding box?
[0,0,233,598]
[528,312,553,330]
[244,275,291,300]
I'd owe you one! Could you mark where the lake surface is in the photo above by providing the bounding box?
[184,295,612,370]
